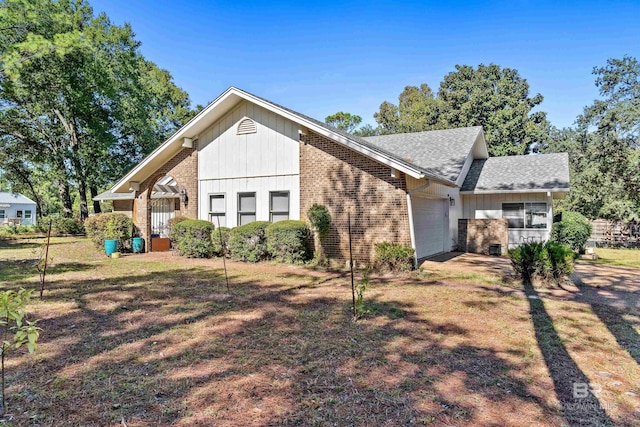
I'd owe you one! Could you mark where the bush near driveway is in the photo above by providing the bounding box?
[551,211,592,252]
[172,219,215,258]
[266,220,311,263]
[374,242,415,272]
[509,241,576,284]
[228,221,270,262]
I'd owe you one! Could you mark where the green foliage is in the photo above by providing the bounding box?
[307,204,331,240]
[551,211,593,252]
[325,112,363,133]
[228,221,270,262]
[167,215,188,241]
[171,220,214,258]
[509,241,576,284]
[265,220,310,263]
[84,213,132,251]
[374,242,415,272]
[0,288,41,415]
[43,216,84,235]
[373,65,549,156]
[211,227,231,257]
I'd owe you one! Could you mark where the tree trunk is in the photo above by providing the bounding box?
[58,181,73,218]
[90,186,102,214]
[77,177,88,220]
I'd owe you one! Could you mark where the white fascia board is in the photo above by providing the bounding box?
[112,88,240,193]
[460,188,570,195]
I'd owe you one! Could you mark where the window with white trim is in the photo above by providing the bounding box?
[16,210,22,219]
[0,210,4,219]
[24,210,32,219]
[238,192,256,226]
[502,202,548,229]
[270,191,289,222]
[208,194,226,227]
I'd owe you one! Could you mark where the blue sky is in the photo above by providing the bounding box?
[90,0,639,129]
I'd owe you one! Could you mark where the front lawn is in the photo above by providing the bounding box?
[0,237,638,426]
[580,247,640,269]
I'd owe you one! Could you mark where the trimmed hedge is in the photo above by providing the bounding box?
[509,241,576,284]
[167,215,188,241]
[85,213,133,251]
[551,211,592,252]
[228,221,270,262]
[38,216,84,235]
[374,242,415,272]
[211,227,231,257]
[266,220,310,263]
[172,219,215,258]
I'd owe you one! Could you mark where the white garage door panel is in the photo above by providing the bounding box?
[412,197,447,259]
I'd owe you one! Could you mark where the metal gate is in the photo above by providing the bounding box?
[150,198,175,237]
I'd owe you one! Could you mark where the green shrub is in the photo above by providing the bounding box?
[84,213,132,251]
[172,219,214,258]
[228,221,270,262]
[307,204,331,240]
[52,217,84,235]
[266,220,310,263]
[167,215,188,241]
[374,242,415,272]
[509,241,576,284]
[211,227,231,257]
[551,211,592,252]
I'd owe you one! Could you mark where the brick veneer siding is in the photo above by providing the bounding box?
[458,218,508,255]
[300,131,412,263]
[134,145,198,246]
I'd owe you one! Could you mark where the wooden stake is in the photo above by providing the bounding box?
[40,220,52,299]
[348,212,356,318]
[216,216,230,294]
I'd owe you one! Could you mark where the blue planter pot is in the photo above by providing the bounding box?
[132,237,145,253]
[104,239,118,257]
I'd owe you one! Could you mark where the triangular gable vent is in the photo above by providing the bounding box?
[237,117,257,135]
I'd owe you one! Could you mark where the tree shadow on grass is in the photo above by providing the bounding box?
[523,279,614,426]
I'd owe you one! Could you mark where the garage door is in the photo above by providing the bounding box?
[412,197,448,259]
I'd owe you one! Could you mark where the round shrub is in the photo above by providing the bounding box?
[172,219,214,258]
[211,227,231,257]
[84,213,132,251]
[551,211,592,252]
[266,220,311,263]
[508,241,576,284]
[228,221,270,262]
[374,242,415,272]
[53,217,84,235]
[167,215,188,241]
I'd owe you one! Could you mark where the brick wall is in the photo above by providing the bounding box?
[458,218,508,255]
[299,131,412,262]
[134,145,198,245]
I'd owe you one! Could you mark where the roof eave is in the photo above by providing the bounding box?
[460,187,570,195]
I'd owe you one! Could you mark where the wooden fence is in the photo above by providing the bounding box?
[590,219,640,247]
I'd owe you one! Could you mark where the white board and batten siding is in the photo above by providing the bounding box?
[461,192,554,248]
[197,101,300,228]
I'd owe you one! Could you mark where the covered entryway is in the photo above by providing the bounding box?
[149,175,180,251]
[411,196,448,259]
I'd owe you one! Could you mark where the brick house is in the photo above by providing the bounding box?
[95,87,570,262]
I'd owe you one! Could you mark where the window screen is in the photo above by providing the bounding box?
[16,210,22,219]
[270,191,289,222]
[238,193,256,226]
[0,210,4,219]
[502,203,524,228]
[209,194,226,227]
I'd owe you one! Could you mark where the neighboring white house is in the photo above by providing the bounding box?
[0,192,37,226]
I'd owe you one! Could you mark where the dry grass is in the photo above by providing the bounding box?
[0,238,639,426]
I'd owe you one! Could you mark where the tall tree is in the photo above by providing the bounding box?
[373,64,550,156]
[325,111,363,133]
[0,0,193,219]
[546,56,640,221]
